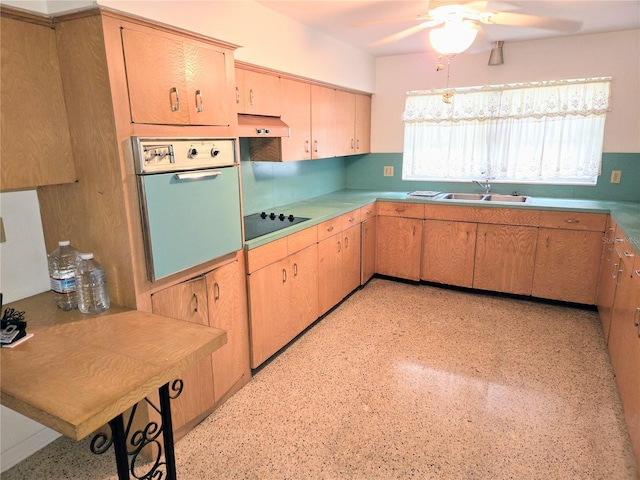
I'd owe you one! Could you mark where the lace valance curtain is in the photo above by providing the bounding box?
[402,78,611,184]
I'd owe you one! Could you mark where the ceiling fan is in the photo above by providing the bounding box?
[357,1,582,57]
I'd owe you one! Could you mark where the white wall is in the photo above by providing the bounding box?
[372,29,640,153]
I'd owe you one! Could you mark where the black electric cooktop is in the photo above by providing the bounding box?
[244,212,310,241]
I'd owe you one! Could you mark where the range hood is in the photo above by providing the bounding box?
[237,114,290,138]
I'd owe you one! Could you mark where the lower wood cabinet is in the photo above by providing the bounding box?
[473,224,538,295]
[361,216,377,284]
[421,220,476,287]
[150,254,249,434]
[597,217,619,341]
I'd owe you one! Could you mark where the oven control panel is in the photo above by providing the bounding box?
[132,137,237,174]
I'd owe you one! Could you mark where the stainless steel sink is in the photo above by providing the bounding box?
[435,192,531,203]
[484,194,531,203]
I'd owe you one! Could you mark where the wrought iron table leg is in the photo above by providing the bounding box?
[159,383,177,480]
[108,414,131,480]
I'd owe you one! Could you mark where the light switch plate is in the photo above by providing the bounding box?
[383,166,394,177]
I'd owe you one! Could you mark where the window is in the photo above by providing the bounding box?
[402,78,611,185]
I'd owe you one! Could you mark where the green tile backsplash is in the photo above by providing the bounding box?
[345,152,640,202]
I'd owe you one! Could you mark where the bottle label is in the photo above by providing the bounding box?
[50,277,76,294]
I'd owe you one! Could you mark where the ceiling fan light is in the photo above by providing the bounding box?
[488,41,504,66]
[429,20,478,56]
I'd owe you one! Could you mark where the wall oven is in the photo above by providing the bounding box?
[133,137,242,281]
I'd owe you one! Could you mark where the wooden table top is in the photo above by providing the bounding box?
[1,292,227,441]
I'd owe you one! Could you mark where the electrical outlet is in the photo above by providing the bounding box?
[383,166,394,177]
[610,170,621,184]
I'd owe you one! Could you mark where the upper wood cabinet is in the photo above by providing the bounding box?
[1,10,76,191]
[311,84,336,159]
[355,93,372,154]
[334,91,372,157]
[235,67,281,116]
[280,77,312,161]
[121,25,231,126]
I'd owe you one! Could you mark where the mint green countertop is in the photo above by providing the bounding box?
[244,189,640,253]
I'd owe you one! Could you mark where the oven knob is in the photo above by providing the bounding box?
[188,148,198,158]
[269,212,276,220]
[278,213,285,221]
[260,211,267,219]
[288,215,295,222]
[211,149,220,157]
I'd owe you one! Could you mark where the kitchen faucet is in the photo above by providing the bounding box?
[473,178,491,194]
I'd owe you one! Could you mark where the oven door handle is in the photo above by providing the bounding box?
[174,170,222,181]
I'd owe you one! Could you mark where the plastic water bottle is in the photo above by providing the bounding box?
[48,240,80,311]
[76,253,110,314]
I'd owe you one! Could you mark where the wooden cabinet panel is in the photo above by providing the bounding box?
[538,210,607,231]
[360,202,377,220]
[121,26,230,126]
[318,233,344,315]
[247,258,291,368]
[151,277,214,432]
[378,202,424,219]
[235,67,281,116]
[317,216,345,242]
[311,84,335,159]
[355,93,372,154]
[1,14,76,191]
[343,224,362,294]
[473,224,538,295]
[532,228,603,304]
[246,237,288,273]
[334,90,356,156]
[361,217,377,285]
[422,220,476,288]
[206,259,250,403]
[289,244,319,332]
[424,205,539,226]
[376,216,423,281]
[280,77,312,161]
[597,217,619,342]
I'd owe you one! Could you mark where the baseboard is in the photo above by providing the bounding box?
[0,427,61,473]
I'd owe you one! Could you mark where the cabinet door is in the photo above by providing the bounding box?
[334,90,356,156]
[608,269,640,471]
[184,42,231,126]
[355,93,372,154]
[376,216,423,281]
[532,228,603,304]
[422,220,476,288]
[206,259,250,403]
[1,16,76,191]
[318,233,344,316]
[280,78,312,161]
[473,224,537,295]
[289,244,319,333]
[151,277,214,432]
[342,223,362,295]
[236,68,281,116]
[247,259,291,368]
[597,217,618,340]
[361,217,377,285]
[311,84,335,159]
[121,27,190,125]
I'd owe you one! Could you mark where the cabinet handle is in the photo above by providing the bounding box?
[314,140,318,153]
[249,88,255,106]
[170,87,180,111]
[326,225,334,232]
[616,268,624,286]
[357,139,360,150]
[412,225,416,236]
[565,219,580,224]
[634,307,640,328]
[344,236,349,248]
[282,268,287,283]
[395,207,406,213]
[195,89,204,113]
[545,235,550,248]
[337,240,341,253]
[235,86,240,104]
[365,210,372,215]
[635,270,640,278]
[611,262,619,278]
[294,263,298,277]
[615,237,624,243]
[348,217,355,223]
[624,251,635,258]
[192,292,198,313]
[213,282,220,301]
[304,140,310,153]
[351,139,354,149]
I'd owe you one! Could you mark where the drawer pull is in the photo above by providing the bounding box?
[294,263,298,277]
[615,237,624,243]
[337,240,342,253]
[348,217,355,223]
[213,282,220,301]
[282,268,287,283]
[326,225,334,232]
[395,207,406,213]
[624,251,635,258]
[195,89,204,113]
[616,268,624,286]
[635,307,640,327]
[565,219,580,224]
[192,293,198,313]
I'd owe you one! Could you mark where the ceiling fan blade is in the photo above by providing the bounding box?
[370,22,433,48]
[483,11,582,32]
[352,14,432,28]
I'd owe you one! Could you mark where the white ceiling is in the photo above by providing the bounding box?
[256,0,640,57]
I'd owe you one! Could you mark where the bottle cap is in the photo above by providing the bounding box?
[80,253,94,260]
[59,240,70,246]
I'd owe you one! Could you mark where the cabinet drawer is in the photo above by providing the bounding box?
[360,203,377,220]
[246,237,288,274]
[538,211,607,231]
[317,217,343,242]
[377,202,424,219]
[343,209,362,227]
[287,225,317,255]
[424,205,539,226]
[614,225,638,269]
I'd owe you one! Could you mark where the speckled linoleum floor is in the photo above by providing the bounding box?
[3,278,637,479]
